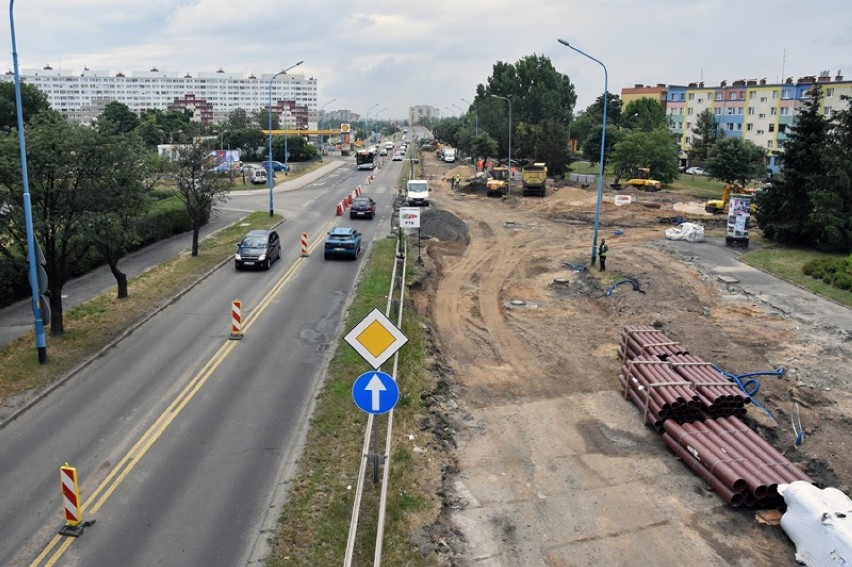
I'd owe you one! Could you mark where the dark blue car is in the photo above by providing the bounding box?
[261,160,290,172]
[324,227,362,260]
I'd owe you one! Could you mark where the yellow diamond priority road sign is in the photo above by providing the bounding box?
[344,307,408,369]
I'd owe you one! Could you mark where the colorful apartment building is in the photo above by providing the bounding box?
[623,71,851,172]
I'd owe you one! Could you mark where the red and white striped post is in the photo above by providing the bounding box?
[60,463,81,528]
[300,233,309,257]
[230,300,243,340]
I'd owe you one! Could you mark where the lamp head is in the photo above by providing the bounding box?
[557,39,570,47]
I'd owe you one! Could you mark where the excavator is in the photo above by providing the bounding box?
[705,182,757,214]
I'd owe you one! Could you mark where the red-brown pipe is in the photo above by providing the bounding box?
[662,434,745,507]
[664,421,751,494]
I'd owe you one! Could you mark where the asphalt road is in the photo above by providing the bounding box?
[0,152,406,565]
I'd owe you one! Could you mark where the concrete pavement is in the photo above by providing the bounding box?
[0,159,348,348]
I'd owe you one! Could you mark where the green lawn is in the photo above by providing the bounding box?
[741,247,852,307]
[568,160,727,199]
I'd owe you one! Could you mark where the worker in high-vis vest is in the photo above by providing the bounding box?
[599,239,608,272]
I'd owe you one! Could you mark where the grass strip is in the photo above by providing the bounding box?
[270,236,439,566]
[741,247,852,307]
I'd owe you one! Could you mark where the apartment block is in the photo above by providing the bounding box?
[623,71,851,172]
[1,66,319,127]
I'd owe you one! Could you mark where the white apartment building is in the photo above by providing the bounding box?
[408,105,440,126]
[1,66,318,127]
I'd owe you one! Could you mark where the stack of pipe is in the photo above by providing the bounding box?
[668,354,750,418]
[620,325,689,361]
[662,416,813,507]
[619,354,703,430]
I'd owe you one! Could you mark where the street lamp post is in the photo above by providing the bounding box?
[267,60,303,217]
[365,103,379,146]
[318,98,336,159]
[489,94,512,197]
[558,39,607,266]
[460,97,478,138]
[9,0,47,363]
[373,108,386,145]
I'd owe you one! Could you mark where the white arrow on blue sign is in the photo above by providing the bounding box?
[352,371,399,415]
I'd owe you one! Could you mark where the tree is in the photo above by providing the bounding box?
[622,98,669,132]
[225,108,252,130]
[0,113,105,334]
[754,89,828,247]
[253,109,280,131]
[98,101,139,134]
[174,142,229,256]
[535,118,572,176]
[0,82,52,131]
[611,127,681,184]
[471,132,499,164]
[574,93,623,164]
[811,96,852,251]
[87,123,153,298]
[688,109,719,166]
[705,137,767,186]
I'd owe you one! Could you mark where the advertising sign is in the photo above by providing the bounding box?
[725,194,752,247]
[399,207,421,228]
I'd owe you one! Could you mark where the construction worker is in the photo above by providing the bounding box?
[599,239,608,272]
[453,175,460,191]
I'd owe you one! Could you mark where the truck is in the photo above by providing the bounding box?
[521,162,548,196]
[442,147,456,163]
[355,149,376,170]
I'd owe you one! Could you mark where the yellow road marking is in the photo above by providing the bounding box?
[31,218,338,566]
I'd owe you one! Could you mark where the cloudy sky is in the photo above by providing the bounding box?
[3,0,851,120]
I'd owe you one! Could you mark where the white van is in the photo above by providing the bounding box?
[248,167,268,185]
[406,179,430,207]
[443,147,456,163]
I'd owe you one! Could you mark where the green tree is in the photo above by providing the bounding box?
[806,95,851,251]
[0,82,52,131]
[622,98,668,132]
[575,93,623,164]
[471,132,499,164]
[0,113,103,333]
[175,142,229,256]
[611,127,680,184]
[225,108,252,130]
[98,101,140,134]
[688,109,719,166]
[87,123,153,298]
[705,137,767,186]
[254,109,280,131]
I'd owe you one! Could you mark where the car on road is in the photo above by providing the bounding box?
[350,196,377,219]
[685,167,707,176]
[261,160,290,172]
[235,229,281,270]
[324,227,362,260]
[392,152,404,161]
[379,148,388,156]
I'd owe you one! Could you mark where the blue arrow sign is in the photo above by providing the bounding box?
[352,371,399,415]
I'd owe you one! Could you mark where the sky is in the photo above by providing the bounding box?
[2,0,851,121]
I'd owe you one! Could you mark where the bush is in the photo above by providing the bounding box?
[803,255,852,291]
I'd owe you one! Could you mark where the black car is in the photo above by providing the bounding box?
[350,196,377,219]
[235,229,281,270]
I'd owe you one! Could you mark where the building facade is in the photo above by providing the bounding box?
[623,71,851,172]
[0,66,319,127]
[408,105,440,126]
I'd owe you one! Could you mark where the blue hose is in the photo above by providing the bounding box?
[712,364,783,422]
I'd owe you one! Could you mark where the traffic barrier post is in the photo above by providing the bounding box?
[230,300,243,340]
[58,462,94,536]
[300,233,309,257]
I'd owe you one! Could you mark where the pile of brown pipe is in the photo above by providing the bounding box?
[619,325,812,507]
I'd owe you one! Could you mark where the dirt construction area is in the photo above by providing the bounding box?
[409,153,852,566]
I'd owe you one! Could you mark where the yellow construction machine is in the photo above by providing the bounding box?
[625,168,662,191]
[486,166,510,197]
[705,183,758,214]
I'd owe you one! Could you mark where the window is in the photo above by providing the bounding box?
[769,124,775,132]
[747,123,754,131]
[772,91,778,99]
[780,107,789,116]
[728,123,734,131]
[766,140,773,148]
[688,107,694,115]
[760,97,767,102]
[737,123,742,131]
[757,129,764,135]
[759,113,766,119]
[685,136,692,144]
[779,124,787,133]
[688,93,694,100]
[748,107,755,115]
[749,91,755,99]
[686,122,691,130]
[826,88,834,97]
[715,93,722,101]
[824,107,832,116]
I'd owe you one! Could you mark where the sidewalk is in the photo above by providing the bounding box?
[657,237,852,336]
[0,160,348,348]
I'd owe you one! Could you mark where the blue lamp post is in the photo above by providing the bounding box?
[373,108,386,144]
[9,0,47,363]
[364,103,378,146]
[318,98,336,159]
[489,94,512,197]
[267,60,303,217]
[558,39,608,266]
